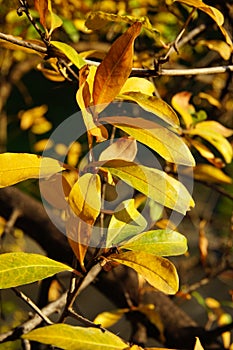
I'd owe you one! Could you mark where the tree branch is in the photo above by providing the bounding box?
[1,31,233,77]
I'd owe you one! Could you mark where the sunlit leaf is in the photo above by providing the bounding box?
[193,164,232,184]
[19,105,48,130]
[34,0,48,28]
[93,308,129,328]
[31,118,52,134]
[68,173,101,224]
[189,139,215,161]
[174,0,224,26]
[198,92,221,109]
[22,324,127,349]
[106,199,147,247]
[194,337,204,350]
[188,122,233,163]
[120,78,155,96]
[199,40,232,60]
[93,22,142,113]
[99,137,137,162]
[0,153,65,188]
[119,92,180,127]
[100,116,195,166]
[121,229,187,256]
[171,91,194,128]
[194,121,233,138]
[101,160,194,214]
[109,251,179,294]
[51,41,86,69]
[0,252,73,289]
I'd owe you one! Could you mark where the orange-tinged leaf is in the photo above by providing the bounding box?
[109,251,179,294]
[119,92,180,128]
[66,211,92,270]
[34,0,48,28]
[68,173,101,224]
[40,173,71,210]
[93,22,142,113]
[120,77,155,96]
[100,116,194,166]
[99,137,137,162]
[0,153,65,188]
[171,91,194,128]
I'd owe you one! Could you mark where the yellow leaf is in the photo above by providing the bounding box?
[174,0,224,26]
[194,337,204,350]
[101,159,195,214]
[189,139,215,160]
[198,92,222,109]
[171,91,194,128]
[119,92,180,128]
[0,153,65,188]
[19,105,48,130]
[188,122,233,163]
[120,77,155,96]
[93,22,142,113]
[199,40,232,60]
[68,173,101,224]
[195,121,233,137]
[109,251,179,294]
[37,61,65,82]
[193,164,232,184]
[67,142,82,167]
[100,116,194,166]
[93,308,129,328]
[31,119,52,134]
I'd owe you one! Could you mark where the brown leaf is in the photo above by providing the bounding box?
[93,22,142,113]
[34,0,48,28]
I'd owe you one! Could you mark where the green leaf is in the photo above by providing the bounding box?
[106,199,147,247]
[22,324,127,350]
[121,229,188,256]
[101,160,195,215]
[100,116,195,166]
[0,253,73,289]
[0,153,65,188]
[109,251,179,294]
[119,92,180,128]
[51,41,86,69]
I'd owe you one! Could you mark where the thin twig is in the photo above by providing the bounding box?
[68,308,104,330]
[1,31,233,77]
[4,208,22,235]
[12,288,53,325]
